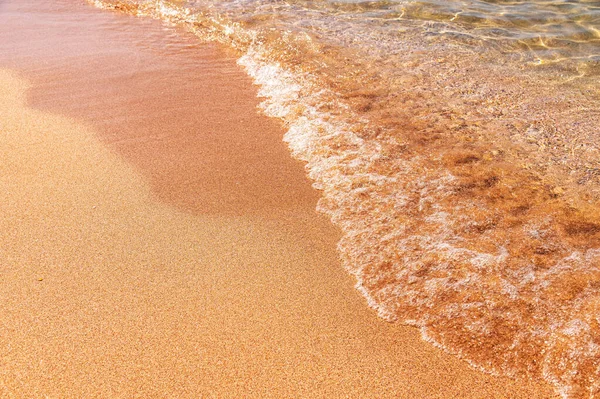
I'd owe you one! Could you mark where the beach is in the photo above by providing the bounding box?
[0,0,561,397]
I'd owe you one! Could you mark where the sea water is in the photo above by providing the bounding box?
[89,0,600,397]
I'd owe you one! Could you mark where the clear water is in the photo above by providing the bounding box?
[89,0,600,397]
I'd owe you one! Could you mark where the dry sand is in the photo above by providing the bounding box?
[0,0,557,397]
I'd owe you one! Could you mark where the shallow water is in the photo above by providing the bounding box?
[88,0,600,397]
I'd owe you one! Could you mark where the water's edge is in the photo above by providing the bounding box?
[88,2,600,398]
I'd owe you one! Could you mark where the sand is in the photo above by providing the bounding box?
[0,0,557,397]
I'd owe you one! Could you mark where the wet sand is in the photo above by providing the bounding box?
[0,0,557,397]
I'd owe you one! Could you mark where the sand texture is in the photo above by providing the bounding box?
[0,0,557,397]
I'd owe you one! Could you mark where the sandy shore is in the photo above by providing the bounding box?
[0,0,556,397]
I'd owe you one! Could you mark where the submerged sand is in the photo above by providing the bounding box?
[0,0,556,397]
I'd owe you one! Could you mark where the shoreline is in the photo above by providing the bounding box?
[0,1,557,397]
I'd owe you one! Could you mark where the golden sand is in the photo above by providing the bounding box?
[0,1,556,397]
